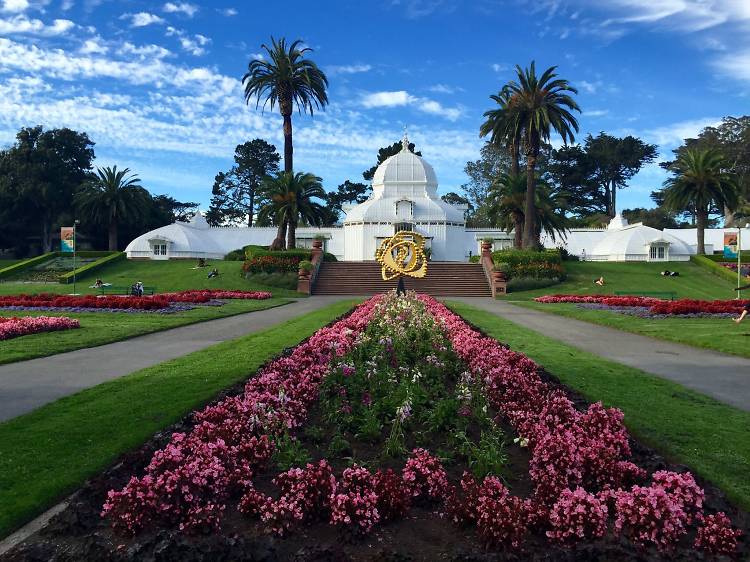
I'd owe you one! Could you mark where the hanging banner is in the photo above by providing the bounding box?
[723,231,738,259]
[61,226,75,253]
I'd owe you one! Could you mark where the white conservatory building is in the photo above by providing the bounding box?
[126,135,749,262]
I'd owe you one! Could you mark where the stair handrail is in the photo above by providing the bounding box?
[480,242,497,298]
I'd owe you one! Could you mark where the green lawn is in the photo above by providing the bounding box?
[0,258,300,296]
[448,302,750,512]
[0,259,303,364]
[0,298,290,365]
[505,261,750,357]
[0,299,359,538]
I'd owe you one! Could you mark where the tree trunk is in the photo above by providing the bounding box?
[269,217,287,250]
[108,220,118,251]
[724,205,735,227]
[610,180,617,217]
[696,208,708,255]
[510,144,520,178]
[604,184,612,217]
[42,221,51,253]
[522,154,538,249]
[248,190,255,227]
[283,113,293,174]
[512,211,523,249]
[287,217,297,249]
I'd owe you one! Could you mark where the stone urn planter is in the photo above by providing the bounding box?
[492,270,507,283]
[312,239,324,250]
[481,241,492,254]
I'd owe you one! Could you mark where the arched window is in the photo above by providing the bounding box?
[395,199,413,219]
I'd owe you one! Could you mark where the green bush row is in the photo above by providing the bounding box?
[491,249,565,280]
[703,252,750,263]
[241,244,337,262]
[506,277,562,293]
[0,252,56,280]
[58,252,125,284]
[691,255,743,285]
[243,271,298,290]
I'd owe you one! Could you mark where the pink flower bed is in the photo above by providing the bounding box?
[102,296,382,535]
[419,295,741,554]
[100,294,743,555]
[0,315,80,340]
[535,294,749,315]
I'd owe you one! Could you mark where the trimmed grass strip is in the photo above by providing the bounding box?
[0,299,359,538]
[447,301,750,512]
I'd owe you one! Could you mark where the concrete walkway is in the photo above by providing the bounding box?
[451,298,750,412]
[0,296,350,422]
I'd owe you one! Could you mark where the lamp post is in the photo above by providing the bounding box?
[72,219,80,296]
[739,223,749,299]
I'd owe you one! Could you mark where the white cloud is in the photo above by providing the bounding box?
[250,52,264,60]
[79,37,108,55]
[596,0,750,32]
[361,90,463,121]
[219,7,237,16]
[579,80,598,93]
[326,64,372,75]
[163,2,198,17]
[428,83,462,94]
[361,90,414,108]
[713,48,750,81]
[491,63,509,72]
[583,109,609,117]
[118,42,172,59]
[0,14,74,35]
[121,12,165,27]
[641,117,721,148]
[1,0,29,13]
[166,26,211,56]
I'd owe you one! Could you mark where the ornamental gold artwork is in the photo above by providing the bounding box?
[375,231,428,281]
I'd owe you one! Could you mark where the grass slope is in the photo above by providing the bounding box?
[507,261,750,357]
[0,299,359,538]
[0,259,299,297]
[448,301,750,512]
[0,298,289,365]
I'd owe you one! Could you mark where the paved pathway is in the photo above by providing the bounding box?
[0,296,350,422]
[451,298,750,412]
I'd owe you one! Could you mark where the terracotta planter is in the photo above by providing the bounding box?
[481,242,492,253]
[298,269,311,279]
[492,271,507,282]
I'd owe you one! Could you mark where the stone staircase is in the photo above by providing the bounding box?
[312,261,492,296]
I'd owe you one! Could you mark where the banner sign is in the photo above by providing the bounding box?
[61,226,75,253]
[723,231,738,259]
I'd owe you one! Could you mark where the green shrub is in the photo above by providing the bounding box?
[690,255,742,284]
[243,245,337,262]
[506,277,561,293]
[243,272,298,290]
[58,252,125,284]
[223,248,246,261]
[298,260,313,272]
[468,255,480,263]
[272,433,311,471]
[491,249,564,280]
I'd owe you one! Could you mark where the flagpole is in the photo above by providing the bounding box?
[72,219,79,295]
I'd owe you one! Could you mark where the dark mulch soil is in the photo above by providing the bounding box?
[3,313,748,562]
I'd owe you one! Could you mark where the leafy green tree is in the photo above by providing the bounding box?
[546,144,606,217]
[322,180,371,225]
[206,139,280,226]
[74,166,151,250]
[584,133,658,217]
[243,37,328,176]
[499,62,580,248]
[460,142,513,227]
[257,171,326,249]
[663,148,739,254]
[363,141,421,181]
[621,207,680,230]
[441,192,473,221]
[0,126,94,252]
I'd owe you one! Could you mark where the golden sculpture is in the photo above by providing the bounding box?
[375,231,428,281]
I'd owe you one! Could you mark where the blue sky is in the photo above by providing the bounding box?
[0,0,748,213]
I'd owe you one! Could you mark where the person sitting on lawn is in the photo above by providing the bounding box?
[130,281,144,297]
[661,270,671,276]
[594,276,605,286]
[734,284,750,324]
[207,267,219,279]
[670,271,680,276]
[197,257,206,268]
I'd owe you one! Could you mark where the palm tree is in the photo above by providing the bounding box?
[501,62,580,248]
[243,37,328,176]
[487,172,525,248]
[488,173,569,247]
[74,166,150,250]
[663,148,739,254]
[480,86,523,176]
[257,171,326,249]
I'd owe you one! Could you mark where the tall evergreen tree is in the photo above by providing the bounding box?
[363,141,421,181]
[206,139,280,226]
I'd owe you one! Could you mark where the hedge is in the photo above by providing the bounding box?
[0,253,56,280]
[491,249,564,280]
[691,254,745,285]
[58,252,125,284]
[243,245,337,262]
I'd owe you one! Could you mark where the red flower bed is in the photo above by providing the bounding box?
[0,315,80,340]
[535,294,749,315]
[0,290,273,311]
[242,255,301,274]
